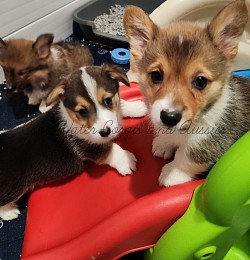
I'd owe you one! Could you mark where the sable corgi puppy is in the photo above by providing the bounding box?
[124,0,250,186]
[0,64,147,221]
[0,34,93,112]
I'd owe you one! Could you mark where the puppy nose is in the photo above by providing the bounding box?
[160,110,182,127]
[99,127,111,137]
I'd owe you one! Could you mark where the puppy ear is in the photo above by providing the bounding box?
[123,5,158,60]
[0,38,6,48]
[207,0,248,60]
[32,33,54,59]
[103,65,130,86]
[0,38,7,60]
[46,84,65,106]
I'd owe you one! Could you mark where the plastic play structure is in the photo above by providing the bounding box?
[21,1,250,259]
[21,84,206,260]
[146,131,250,260]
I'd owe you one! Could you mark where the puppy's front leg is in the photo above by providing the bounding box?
[0,202,20,221]
[152,134,176,160]
[39,99,53,113]
[120,99,147,118]
[102,143,137,175]
[159,147,206,187]
[28,96,41,105]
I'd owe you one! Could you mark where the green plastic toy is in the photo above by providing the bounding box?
[145,131,250,260]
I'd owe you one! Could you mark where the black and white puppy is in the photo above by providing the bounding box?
[0,64,147,221]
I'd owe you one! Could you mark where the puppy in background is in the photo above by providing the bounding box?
[124,0,250,186]
[0,64,147,221]
[0,34,93,112]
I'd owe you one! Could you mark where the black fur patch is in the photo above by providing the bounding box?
[0,105,111,206]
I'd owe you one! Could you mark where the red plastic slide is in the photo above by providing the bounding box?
[21,83,203,259]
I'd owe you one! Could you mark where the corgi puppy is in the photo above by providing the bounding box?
[124,0,250,186]
[0,64,147,221]
[0,34,93,112]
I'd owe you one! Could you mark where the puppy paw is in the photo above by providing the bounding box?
[129,100,148,117]
[104,143,137,175]
[0,203,20,221]
[120,99,148,118]
[159,163,193,187]
[116,150,137,175]
[28,96,41,105]
[39,100,52,113]
[152,136,175,160]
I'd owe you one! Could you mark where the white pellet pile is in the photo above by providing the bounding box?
[94,5,126,37]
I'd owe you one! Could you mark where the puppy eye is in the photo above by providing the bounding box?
[78,107,89,118]
[192,76,208,90]
[103,97,113,108]
[150,70,163,84]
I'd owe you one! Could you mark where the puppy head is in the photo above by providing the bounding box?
[124,0,248,129]
[0,34,53,92]
[47,64,130,144]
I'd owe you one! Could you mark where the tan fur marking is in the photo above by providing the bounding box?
[66,106,96,129]
[208,0,248,60]
[46,85,65,106]
[71,96,96,129]
[66,108,86,127]
[96,87,119,112]
[112,94,120,111]
[75,96,91,111]
[0,40,37,84]
[107,71,130,86]
[96,87,108,104]
[123,5,158,60]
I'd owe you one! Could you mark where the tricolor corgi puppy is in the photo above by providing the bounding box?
[0,34,93,112]
[124,0,250,186]
[0,64,147,221]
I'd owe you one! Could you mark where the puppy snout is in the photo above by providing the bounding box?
[160,110,182,127]
[99,127,111,137]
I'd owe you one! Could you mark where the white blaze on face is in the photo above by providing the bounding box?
[78,67,121,143]
[151,93,189,129]
[178,33,184,45]
[151,94,176,126]
[50,47,61,60]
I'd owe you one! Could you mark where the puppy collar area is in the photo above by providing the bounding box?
[111,48,130,64]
